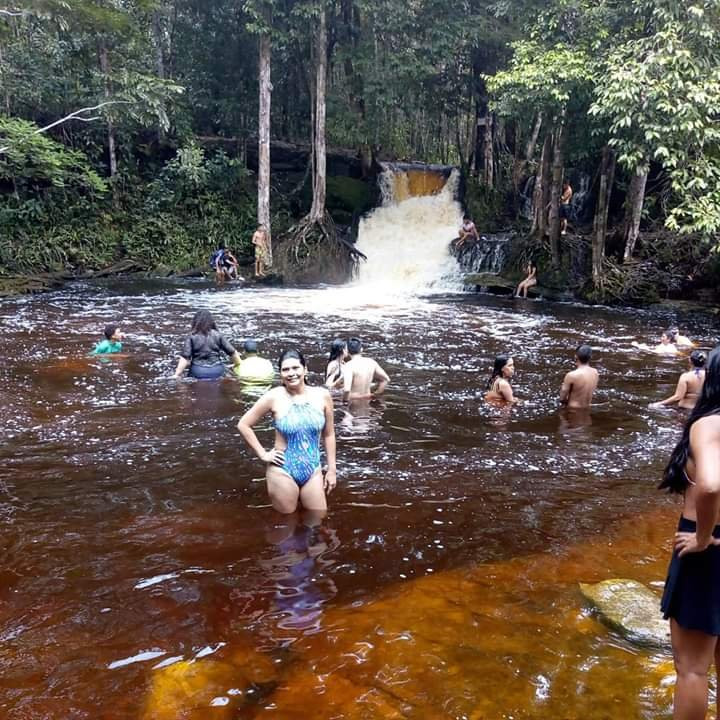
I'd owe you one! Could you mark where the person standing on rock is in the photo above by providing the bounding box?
[560,180,573,235]
[252,226,269,278]
[659,345,720,720]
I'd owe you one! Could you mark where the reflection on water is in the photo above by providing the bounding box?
[0,279,718,718]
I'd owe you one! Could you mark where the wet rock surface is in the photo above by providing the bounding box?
[579,579,671,648]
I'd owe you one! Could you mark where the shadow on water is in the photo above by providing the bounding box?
[0,278,718,718]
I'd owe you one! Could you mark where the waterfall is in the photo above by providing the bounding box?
[454,233,512,275]
[354,168,465,293]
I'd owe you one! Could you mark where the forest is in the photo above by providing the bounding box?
[1,0,719,303]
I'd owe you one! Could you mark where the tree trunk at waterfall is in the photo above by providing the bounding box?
[257,32,272,256]
[309,6,327,222]
[622,169,648,263]
[531,132,551,239]
[547,110,566,269]
[512,112,542,199]
[98,40,118,203]
[525,112,543,164]
[592,145,616,290]
[482,112,494,187]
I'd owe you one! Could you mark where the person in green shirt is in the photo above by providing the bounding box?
[91,324,124,355]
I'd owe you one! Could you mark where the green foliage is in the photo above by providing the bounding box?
[0,115,106,194]
[590,2,720,236]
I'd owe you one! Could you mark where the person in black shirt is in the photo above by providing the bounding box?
[173,310,242,379]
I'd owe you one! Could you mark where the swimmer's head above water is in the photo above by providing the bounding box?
[347,337,363,356]
[328,338,348,363]
[190,310,217,335]
[278,349,308,391]
[103,324,123,342]
[243,339,258,354]
[487,354,514,389]
[576,344,592,364]
[690,350,706,371]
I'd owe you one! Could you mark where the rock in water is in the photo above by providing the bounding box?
[579,579,670,648]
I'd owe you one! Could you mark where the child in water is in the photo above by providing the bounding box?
[91,324,124,355]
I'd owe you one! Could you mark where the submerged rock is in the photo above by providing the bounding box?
[579,579,670,648]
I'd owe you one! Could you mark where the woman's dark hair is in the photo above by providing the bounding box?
[660,345,720,493]
[487,354,510,390]
[191,310,217,335]
[278,348,306,372]
[326,338,346,382]
[104,323,119,340]
[690,350,706,369]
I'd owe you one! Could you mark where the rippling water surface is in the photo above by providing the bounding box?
[1,279,717,719]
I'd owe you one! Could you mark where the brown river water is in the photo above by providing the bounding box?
[1,277,718,719]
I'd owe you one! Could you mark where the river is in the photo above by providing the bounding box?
[0,273,717,719]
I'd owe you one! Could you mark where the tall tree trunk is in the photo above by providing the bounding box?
[98,41,118,182]
[592,145,616,289]
[623,168,648,262]
[0,41,10,113]
[309,5,327,221]
[531,131,551,238]
[481,111,494,187]
[257,31,272,254]
[152,10,166,144]
[525,112,543,164]
[547,109,566,268]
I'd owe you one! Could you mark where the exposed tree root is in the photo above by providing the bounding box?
[275,211,362,283]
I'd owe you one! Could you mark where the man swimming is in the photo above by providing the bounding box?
[559,344,598,409]
[342,337,390,400]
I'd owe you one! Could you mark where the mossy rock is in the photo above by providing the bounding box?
[579,579,670,648]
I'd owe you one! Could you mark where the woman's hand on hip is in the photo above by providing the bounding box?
[675,531,712,556]
[262,448,285,466]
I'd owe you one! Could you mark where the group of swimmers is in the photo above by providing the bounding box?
[85,311,720,718]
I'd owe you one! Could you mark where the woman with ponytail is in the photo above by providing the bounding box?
[651,350,706,410]
[659,345,720,719]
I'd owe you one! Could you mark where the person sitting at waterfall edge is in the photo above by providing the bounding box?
[342,338,390,401]
[174,310,242,380]
[515,261,537,298]
[560,180,573,235]
[91,324,124,355]
[237,349,336,514]
[485,355,520,404]
[456,214,480,249]
[559,344,598,409]
[651,350,706,411]
[658,344,720,720]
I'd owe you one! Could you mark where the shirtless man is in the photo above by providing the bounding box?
[560,180,573,235]
[342,337,390,400]
[456,214,480,249]
[252,226,268,278]
[559,344,598,408]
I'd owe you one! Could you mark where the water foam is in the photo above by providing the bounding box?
[354,169,464,295]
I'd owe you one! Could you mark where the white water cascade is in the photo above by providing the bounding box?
[354,168,465,294]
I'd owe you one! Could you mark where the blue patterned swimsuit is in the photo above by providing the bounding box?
[274,401,326,486]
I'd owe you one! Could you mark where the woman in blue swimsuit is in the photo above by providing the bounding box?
[237,349,337,514]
